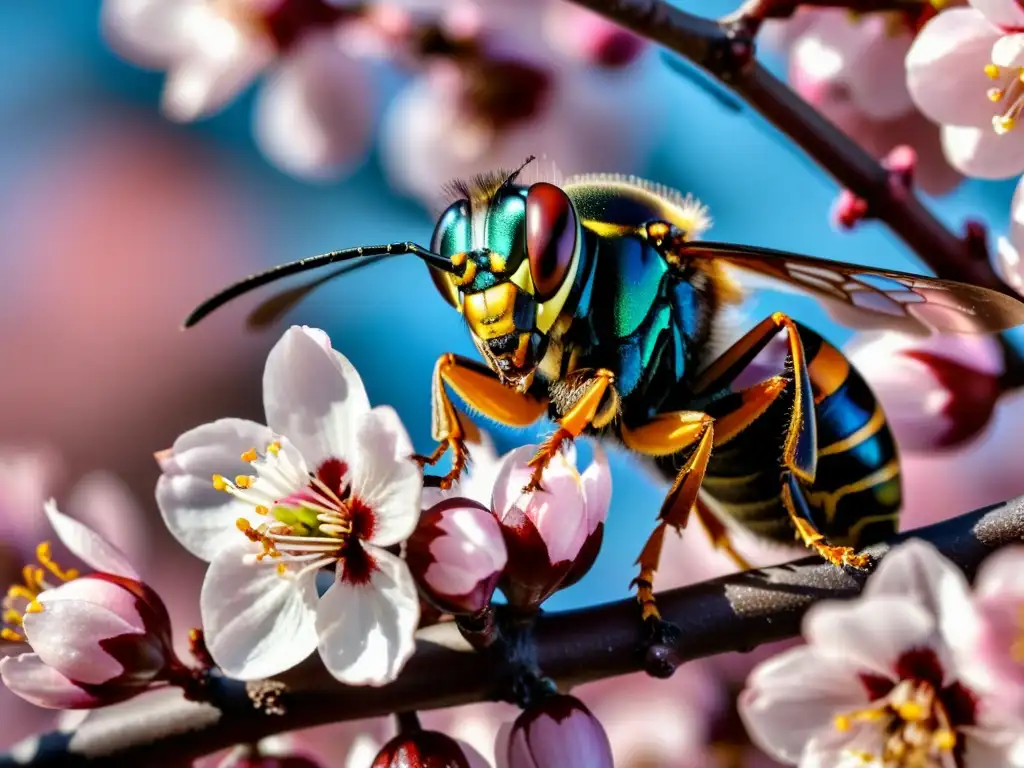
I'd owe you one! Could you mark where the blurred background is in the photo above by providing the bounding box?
[3,1,1023,765]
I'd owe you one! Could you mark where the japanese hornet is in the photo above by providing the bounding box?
[184,157,1024,637]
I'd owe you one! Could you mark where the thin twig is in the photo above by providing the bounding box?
[564,0,1014,298]
[5,496,1023,767]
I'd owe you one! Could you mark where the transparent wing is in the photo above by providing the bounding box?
[684,241,1024,336]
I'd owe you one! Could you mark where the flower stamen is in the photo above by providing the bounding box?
[982,63,1024,134]
[2,542,77,642]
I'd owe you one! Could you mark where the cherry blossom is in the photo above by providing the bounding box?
[100,0,376,179]
[0,502,179,709]
[156,325,422,686]
[906,0,1024,180]
[507,694,614,768]
[739,539,1024,766]
[491,444,611,611]
[846,330,1005,450]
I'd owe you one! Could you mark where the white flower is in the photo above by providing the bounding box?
[156,325,422,686]
[101,0,373,179]
[739,539,1024,767]
[906,0,1024,180]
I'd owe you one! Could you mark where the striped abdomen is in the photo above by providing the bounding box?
[699,325,901,547]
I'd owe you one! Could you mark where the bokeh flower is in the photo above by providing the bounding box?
[846,330,1005,450]
[1,502,179,709]
[156,325,422,686]
[740,539,1024,766]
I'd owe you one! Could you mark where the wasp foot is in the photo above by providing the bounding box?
[522,428,573,493]
[630,571,682,679]
[790,518,871,569]
[412,437,468,490]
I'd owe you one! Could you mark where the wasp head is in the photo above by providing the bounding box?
[426,169,584,393]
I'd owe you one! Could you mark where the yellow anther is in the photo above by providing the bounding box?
[36,541,78,582]
[234,475,253,489]
[213,474,228,491]
[896,701,926,721]
[3,609,22,626]
[236,518,252,532]
[25,600,43,614]
[276,562,287,576]
[21,565,42,593]
[241,448,258,463]
[7,585,35,603]
[995,115,1017,134]
[986,64,1001,79]
[989,88,1005,102]
[267,441,281,456]
[255,505,269,516]
[834,714,852,732]
[1,628,24,643]
[933,729,957,751]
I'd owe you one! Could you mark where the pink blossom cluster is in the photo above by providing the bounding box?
[99,0,655,200]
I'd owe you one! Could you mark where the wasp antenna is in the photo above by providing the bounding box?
[182,242,450,329]
[501,155,537,190]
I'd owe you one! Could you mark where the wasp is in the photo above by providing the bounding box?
[184,157,1024,638]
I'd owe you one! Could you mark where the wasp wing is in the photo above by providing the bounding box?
[684,241,1024,336]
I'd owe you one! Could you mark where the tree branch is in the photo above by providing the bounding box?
[564,0,1013,298]
[6,496,1024,767]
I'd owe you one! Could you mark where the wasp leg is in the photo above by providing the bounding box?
[694,496,754,572]
[782,472,870,568]
[415,353,548,488]
[522,368,618,492]
[621,411,715,621]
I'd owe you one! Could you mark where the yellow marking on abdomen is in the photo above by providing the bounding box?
[817,403,886,458]
[808,342,850,404]
[804,460,900,524]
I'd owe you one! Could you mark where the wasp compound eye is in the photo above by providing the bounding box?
[526,182,577,301]
[429,199,471,308]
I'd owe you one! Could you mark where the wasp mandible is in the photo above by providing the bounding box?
[185,158,1024,639]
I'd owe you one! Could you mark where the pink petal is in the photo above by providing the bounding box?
[263,326,370,469]
[492,446,588,564]
[941,124,1024,179]
[976,545,1024,598]
[254,31,373,180]
[427,503,507,595]
[993,32,1024,66]
[969,0,1024,29]
[0,654,101,709]
[43,501,138,580]
[161,6,274,121]
[155,418,288,562]
[350,407,420,548]
[905,9,1002,129]
[580,444,611,533]
[200,539,319,680]
[23,594,141,684]
[508,696,613,768]
[738,645,867,762]
[316,545,419,686]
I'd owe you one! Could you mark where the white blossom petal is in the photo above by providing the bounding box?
[100,0,200,68]
[254,30,373,180]
[739,645,868,763]
[43,501,138,581]
[161,6,274,121]
[941,123,1024,180]
[66,472,147,567]
[580,444,612,533]
[263,326,371,469]
[316,544,419,686]
[804,596,938,679]
[350,407,420,548]
[0,654,99,709]
[200,539,319,680]
[156,418,293,562]
[970,0,1024,29]
[975,545,1024,598]
[905,9,1002,129]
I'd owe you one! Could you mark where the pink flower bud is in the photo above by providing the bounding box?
[371,730,490,768]
[846,331,1004,450]
[491,446,611,612]
[406,498,508,615]
[507,695,613,768]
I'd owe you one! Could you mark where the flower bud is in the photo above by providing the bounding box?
[846,331,1003,450]
[507,695,613,768]
[372,730,490,768]
[491,446,611,612]
[406,498,508,615]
